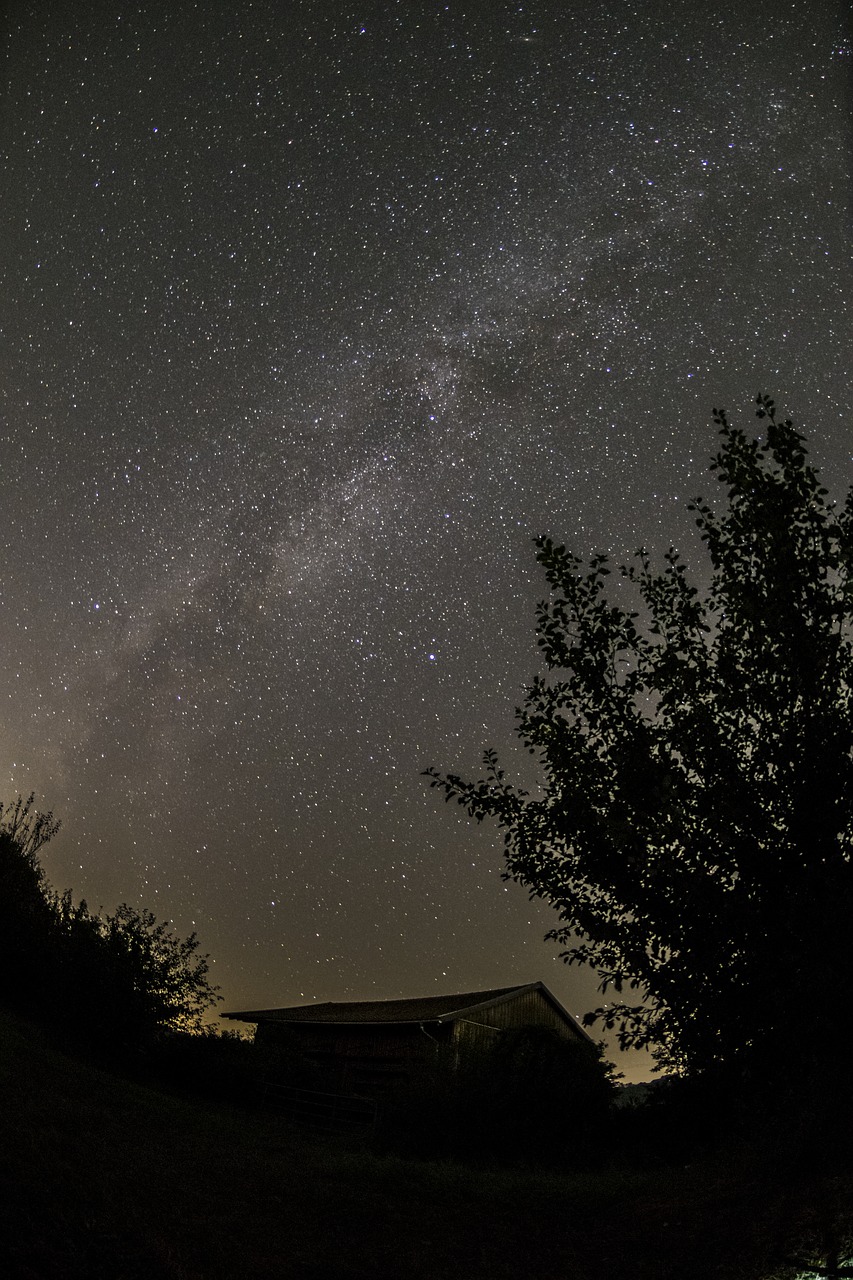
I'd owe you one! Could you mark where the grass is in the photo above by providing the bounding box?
[1,1008,848,1279]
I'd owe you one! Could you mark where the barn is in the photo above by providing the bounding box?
[222,981,593,1095]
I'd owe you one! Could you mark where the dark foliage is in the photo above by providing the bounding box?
[145,1026,264,1103]
[0,796,62,1010]
[0,794,220,1050]
[4,1000,853,1280]
[379,1027,617,1163]
[428,398,853,1096]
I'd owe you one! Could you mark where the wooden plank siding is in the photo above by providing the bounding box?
[466,988,584,1039]
[238,984,590,1098]
[260,1020,452,1095]
[450,989,586,1056]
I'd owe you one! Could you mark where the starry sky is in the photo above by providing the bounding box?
[2,1,850,1079]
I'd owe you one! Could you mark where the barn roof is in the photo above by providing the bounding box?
[222,981,590,1038]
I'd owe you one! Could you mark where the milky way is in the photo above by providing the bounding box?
[2,1,850,1077]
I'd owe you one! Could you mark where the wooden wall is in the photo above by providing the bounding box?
[255,989,586,1095]
[258,1020,451,1094]
[451,988,584,1045]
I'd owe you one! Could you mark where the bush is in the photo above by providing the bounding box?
[0,795,220,1054]
[146,1026,265,1103]
[379,1028,616,1165]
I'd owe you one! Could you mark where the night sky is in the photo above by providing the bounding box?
[3,1,850,1078]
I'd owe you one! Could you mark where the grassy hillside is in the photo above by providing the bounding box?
[0,1009,842,1279]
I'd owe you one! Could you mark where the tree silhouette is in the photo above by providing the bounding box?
[99,902,219,1037]
[428,397,853,1091]
[0,795,219,1044]
[0,795,63,1009]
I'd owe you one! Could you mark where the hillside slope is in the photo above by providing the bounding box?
[0,1009,831,1279]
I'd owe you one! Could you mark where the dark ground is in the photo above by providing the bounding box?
[1,1009,847,1280]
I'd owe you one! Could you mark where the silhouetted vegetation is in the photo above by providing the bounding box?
[428,397,853,1112]
[378,1026,617,1163]
[3,1004,852,1279]
[0,794,220,1054]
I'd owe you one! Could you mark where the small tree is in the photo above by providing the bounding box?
[1,796,220,1045]
[99,903,219,1038]
[428,398,853,1089]
[0,796,63,1010]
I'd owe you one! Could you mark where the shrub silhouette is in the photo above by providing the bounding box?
[379,1027,615,1163]
[0,795,219,1051]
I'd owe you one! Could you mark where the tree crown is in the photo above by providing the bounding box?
[428,397,853,1080]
